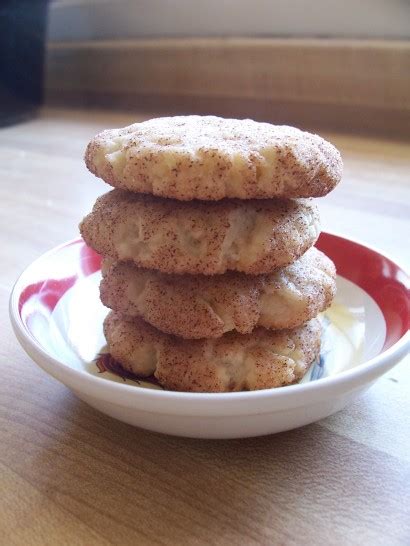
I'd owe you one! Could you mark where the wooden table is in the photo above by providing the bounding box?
[1,109,409,545]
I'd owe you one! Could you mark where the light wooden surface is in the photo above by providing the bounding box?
[0,108,409,546]
[46,38,410,136]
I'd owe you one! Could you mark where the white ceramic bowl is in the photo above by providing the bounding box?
[10,233,410,439]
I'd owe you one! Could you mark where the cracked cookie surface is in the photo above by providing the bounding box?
[103,313,321,392]
[85,115,342,201]
[100,248,335,338]
[80,189,320,275]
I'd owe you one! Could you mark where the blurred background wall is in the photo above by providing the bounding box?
[48,0,409,41]
[44,0,410,138]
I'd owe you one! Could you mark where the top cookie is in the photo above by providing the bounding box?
[85,115,342,201]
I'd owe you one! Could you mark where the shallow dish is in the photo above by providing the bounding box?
[10,233,409,439]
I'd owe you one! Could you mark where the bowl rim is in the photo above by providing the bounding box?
[9,231,410,416]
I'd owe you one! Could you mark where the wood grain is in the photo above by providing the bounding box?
[46,38,410,136]
[0,108,409,545]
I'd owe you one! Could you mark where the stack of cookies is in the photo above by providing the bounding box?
[80,116,342,392]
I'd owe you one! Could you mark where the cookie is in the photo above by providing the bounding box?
[80,189,320,275]
[100,248,335,338]
[85,116,342,201]
[103,313,321,392]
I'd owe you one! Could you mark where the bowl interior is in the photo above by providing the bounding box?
[318,233,409,350]
[11,233,409,391]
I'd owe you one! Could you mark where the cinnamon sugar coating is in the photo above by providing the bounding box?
[80,189,320,275]
[100,248,335,338]
[103,313,321,392]
[85,115,342,201]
